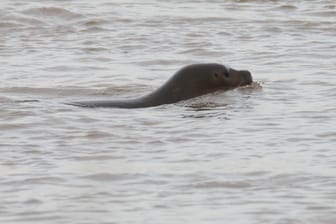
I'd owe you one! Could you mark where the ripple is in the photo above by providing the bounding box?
[0,14,46,30]
[22,176,65,185]
[191,181,252,189]
[79,26,110,33]
[81,18,109,27]
[81,173,144,182]
[22,7,83,20]
[0,86,130,97]
[71,155,125,161]
[278,4,297,10]
[23,198,43,205]
[0,22,23,29]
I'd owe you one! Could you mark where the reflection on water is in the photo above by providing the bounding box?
[1,0,336,224]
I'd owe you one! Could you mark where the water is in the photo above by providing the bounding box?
[1,0,336,223]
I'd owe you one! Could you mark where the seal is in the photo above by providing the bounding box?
[66,63,252,108]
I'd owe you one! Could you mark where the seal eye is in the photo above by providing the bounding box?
[213,72,219,79]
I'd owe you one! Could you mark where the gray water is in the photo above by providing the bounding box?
[1,0,336,223]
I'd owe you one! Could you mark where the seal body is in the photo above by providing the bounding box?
[67,63,252,108]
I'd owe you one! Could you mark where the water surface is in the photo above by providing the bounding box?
[1,0,336,223]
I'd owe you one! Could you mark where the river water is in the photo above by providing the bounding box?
[1,0,336,223]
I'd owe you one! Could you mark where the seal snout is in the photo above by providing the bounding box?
[241,70,253,85]
[229,68,253,86]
